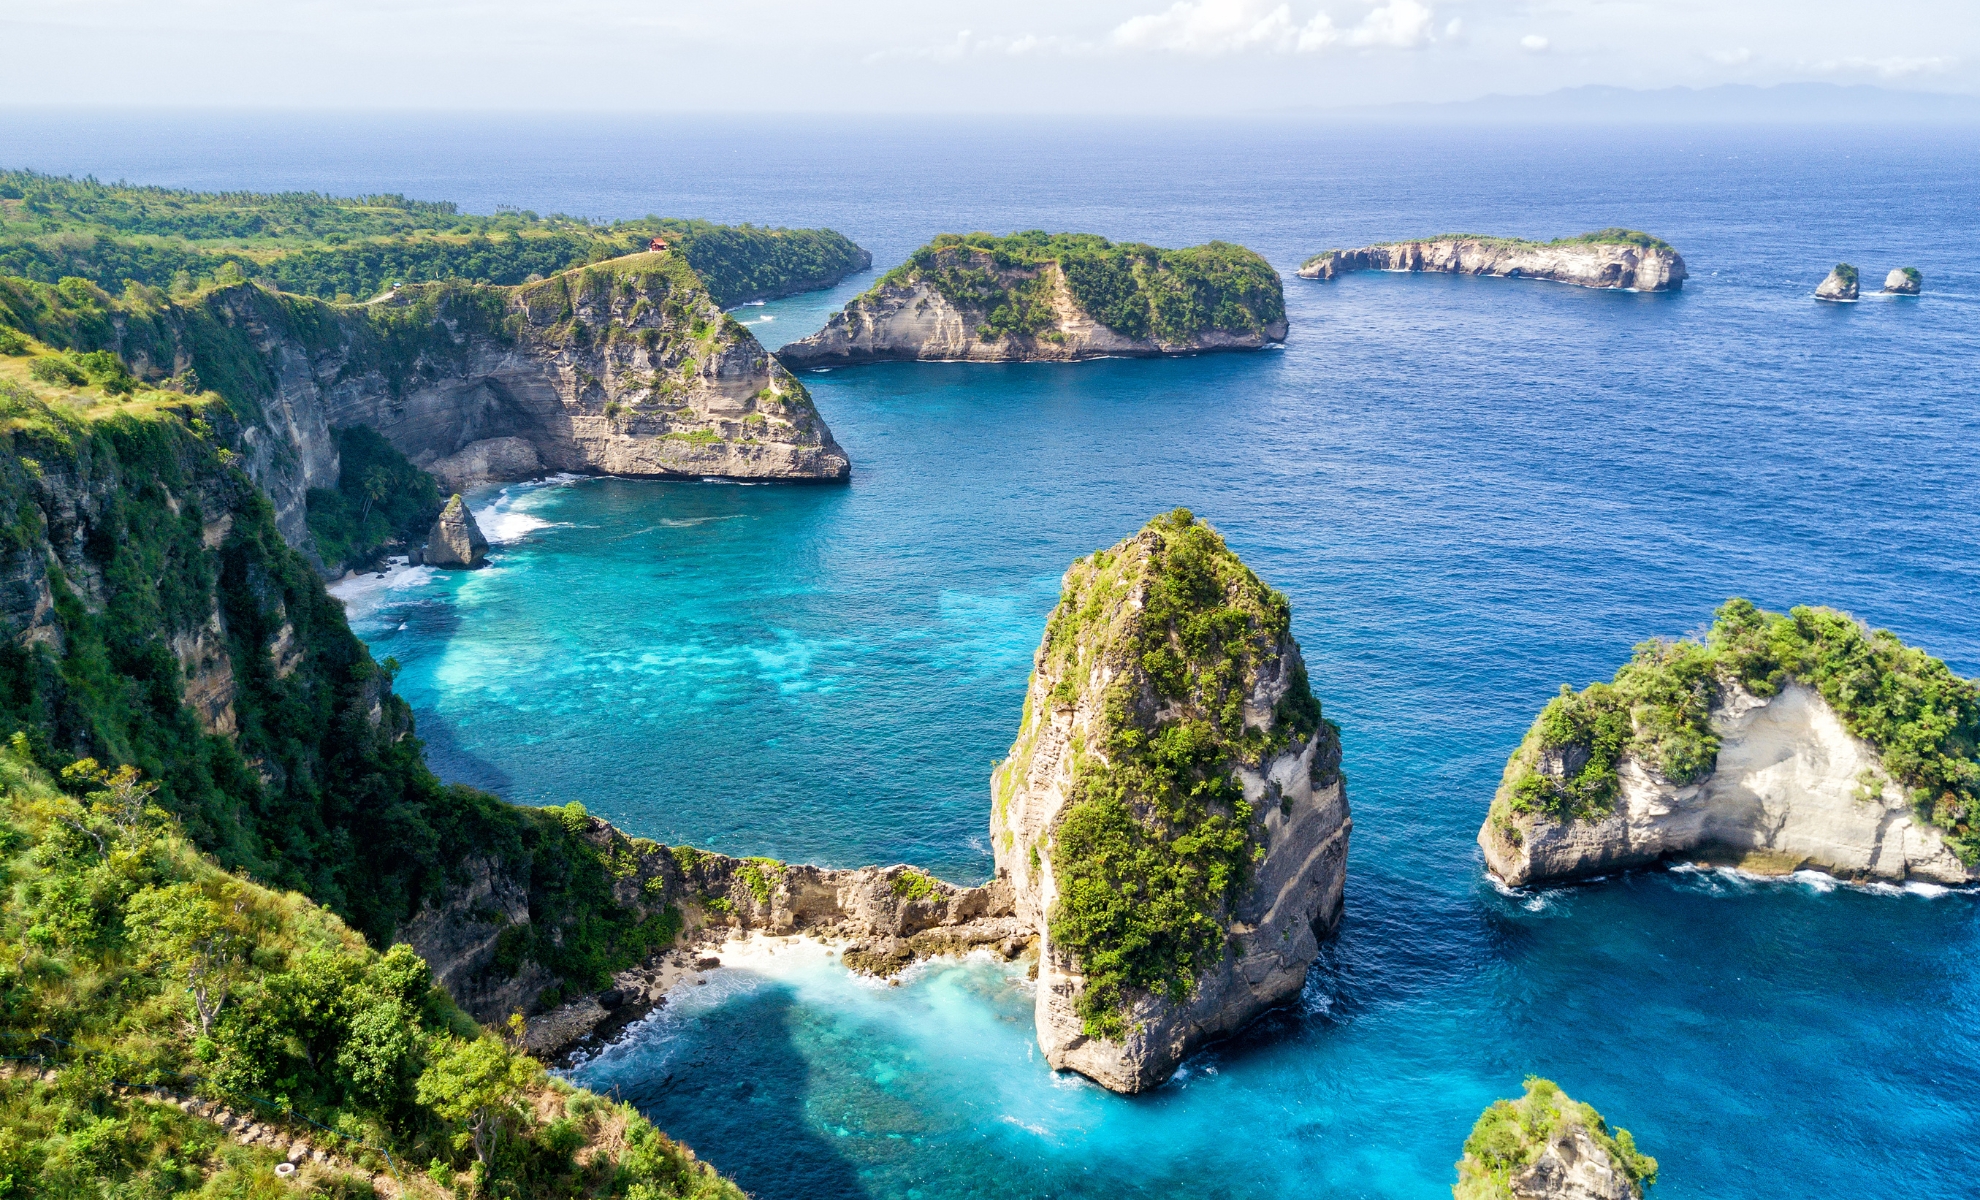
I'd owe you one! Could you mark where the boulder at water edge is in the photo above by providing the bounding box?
[425,494,489,569]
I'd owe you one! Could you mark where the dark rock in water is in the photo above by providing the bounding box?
[424,495,488,569]
[1883,266,1922,295]
[1815,263,1859,300]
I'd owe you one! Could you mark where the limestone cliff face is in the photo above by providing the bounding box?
[780,236,1287,365]
[1300,235,1686,292]
[989,511,1349,1093]
[104,253,848,555]
[1482,679,1974,887]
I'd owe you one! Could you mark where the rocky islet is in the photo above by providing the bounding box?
[1299,230,1687,291]
[779,231,1287,365]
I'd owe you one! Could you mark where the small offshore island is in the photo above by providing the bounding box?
[778,231,1288,365]
[1300,229,1687,291]
[1482,600,1980,887]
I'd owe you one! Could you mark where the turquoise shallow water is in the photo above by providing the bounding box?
[11,115,1979,1197]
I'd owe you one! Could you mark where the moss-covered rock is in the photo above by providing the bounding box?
[1455,1078,1657,1200]
[991,509,1348,1092]
[1483,599,1980,885]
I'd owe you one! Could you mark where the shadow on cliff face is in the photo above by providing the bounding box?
[612,984,868,1200]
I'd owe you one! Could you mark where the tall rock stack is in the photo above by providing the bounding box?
[989,509,1350,1093]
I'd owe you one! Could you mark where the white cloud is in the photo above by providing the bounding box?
[1521,34,1550,52]
[1107,0,1435,55]
[1345,0,1433,48]
[1710,47,1754,65]
[1110,0,1299,54]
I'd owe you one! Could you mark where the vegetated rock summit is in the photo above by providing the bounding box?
[1482,599,1980,887]
[1299,229,1685,291]
[779,231,1288,365]
[1454,1077,1658,1200]
[989,509,1350,1093]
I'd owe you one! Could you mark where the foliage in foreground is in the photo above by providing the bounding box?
[0,743,742,1198]
[1495,599,1980,862]
[1029,509,1333,1039]
[0,169,866,308]
[875,231,1284,344]
[1455,1077,1656,1200]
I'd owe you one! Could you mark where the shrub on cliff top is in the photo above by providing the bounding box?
[1039,510,1333,1039]
[1455,1077,1657,1200]
[1497,599,1980,862]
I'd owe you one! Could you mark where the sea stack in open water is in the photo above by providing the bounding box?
[1480,600,1980,887]
[1815,263,1859,300]
[779,232,1286,365]
[989,509,1350,1094]
[1298,230,1685,291]
[425,494,489,569]
[1883,267,1922,295]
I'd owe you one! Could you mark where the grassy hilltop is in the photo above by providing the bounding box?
[0,170,869,308]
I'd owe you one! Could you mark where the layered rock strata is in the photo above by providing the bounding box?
[399,814,1023,1058]
[1481,602,1979,888]
[779,233,1286,364]
[1299,232,1685,291]
[989,509,1349,1093]
[1883,267,1922,295]
[1815,263,1859,300]
[74,252,849,555]
[423,494,487,568]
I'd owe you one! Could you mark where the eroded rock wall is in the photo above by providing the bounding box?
[1482,680,1973,886]
[1300,239,1686,291]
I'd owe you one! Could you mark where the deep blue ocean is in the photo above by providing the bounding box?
[7,113,1979,1199]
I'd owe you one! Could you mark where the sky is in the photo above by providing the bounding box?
[2,0,1975,113]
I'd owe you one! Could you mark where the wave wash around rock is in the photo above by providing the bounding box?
[1481,599,1980,887]
[778,231,1288,365]
[1298,229,1686,292]
[990,509,1350,1093]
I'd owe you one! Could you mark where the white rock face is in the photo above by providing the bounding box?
[1883,267,1922,295]
[1511,1126,1637,1200]
[424,495,489,569]
[1298,238,1686,291]
[780,260,1287,365]
[1482,680,1974,886]
[989,531,1350,1093]
[427,436,542,492]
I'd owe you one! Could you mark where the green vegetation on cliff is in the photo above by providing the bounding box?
[1495,599,1980,861]
[875,232,1284,344]
[1455,1077,1656,1200]
[1040,510,1334,1039]
[0,170,867,309]
[0,366,686,1009]
[306,426,442,572]
[0,744,741,1198]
